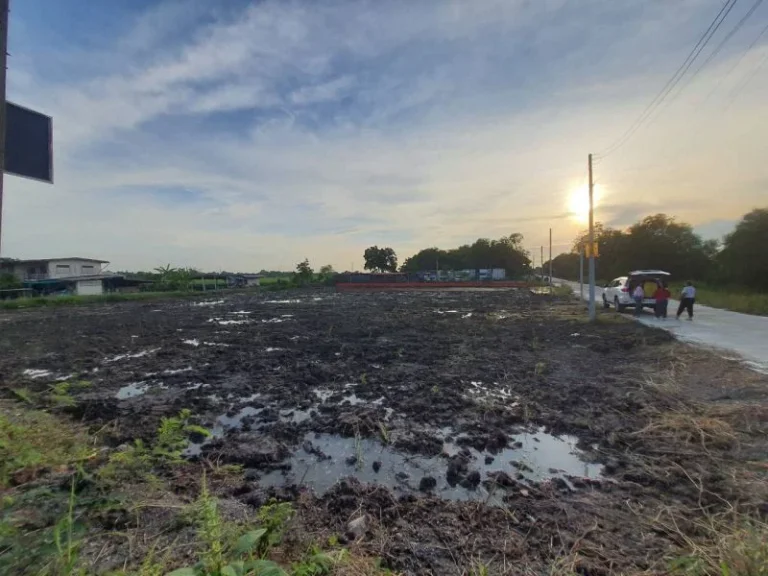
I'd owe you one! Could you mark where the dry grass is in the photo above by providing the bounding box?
[653,508,768,575]
[633,412,737,452]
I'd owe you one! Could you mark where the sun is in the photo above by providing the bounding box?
[567,184,601,224]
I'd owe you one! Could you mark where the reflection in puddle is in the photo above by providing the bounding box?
[259,428,602,504]
[105,348,161,363]
[116,382,150,399]
[23,369,53,379]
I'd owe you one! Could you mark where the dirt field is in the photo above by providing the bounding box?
[1,289,767,575]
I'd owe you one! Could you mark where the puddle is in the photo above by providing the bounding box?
[262,318,288,323]
[229,311,253,315]
[182,339,230,347]
[258,428,601,504]
[194,300,225,307]
[105,348,160,362]
[265,347,284,352]
[164,367,194,375]
[116,382,151,399]
[22,369,53,379]
[435,310,459,314]
[184,382,209,391]
[467,381,516,404]
[279,409,313,424]
[185,405,265,456]
[209,318,251,326]
[264,299,301,304]
[462,313,473,318]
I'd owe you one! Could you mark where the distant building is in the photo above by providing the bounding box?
[0,257,148,296]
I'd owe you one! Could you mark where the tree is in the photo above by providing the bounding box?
[363,246,398,273]
[294,259,314,285]
[400,233,531,278]
[0,272,21,290]
[568,214,716,283]
[718,208,768,290]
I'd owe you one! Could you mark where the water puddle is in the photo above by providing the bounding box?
[182,339,230,347]
[265,347,284,352]
[23,369,53,379]
[264,299,301,304]
[229,311,253,315]
[258,428,601,504]
[262,318,289,324]
[209,318,251,326]
[105,348,161,363]
[279,409,313,424]
[194,300,225,307]
[116,382,151,399]
[185,405,265,456]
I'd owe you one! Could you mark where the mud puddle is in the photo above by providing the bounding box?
[257,428,601,504]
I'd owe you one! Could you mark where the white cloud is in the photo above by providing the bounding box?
[4,0,768,270]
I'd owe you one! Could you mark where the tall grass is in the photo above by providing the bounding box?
[670,283,768,316]
[0,291,208,310]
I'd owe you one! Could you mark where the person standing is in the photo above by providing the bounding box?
[653,282,671,319]
[632,284,645,316]
[676,281,696,321]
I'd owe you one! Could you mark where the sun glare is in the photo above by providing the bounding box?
[567,184,601,224]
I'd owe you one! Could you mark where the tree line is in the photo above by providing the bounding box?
[546,209,768,291]
[363,233,532,278]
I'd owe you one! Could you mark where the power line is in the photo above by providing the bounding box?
[703,18,768,102]
[726,44,768,106]
[595,0,740,160]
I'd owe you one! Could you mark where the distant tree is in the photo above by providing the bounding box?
[400,233,531,278]
[294,259,314,285]
[363,246,398,273]
[718,208,768,290]
[319,264,335,276]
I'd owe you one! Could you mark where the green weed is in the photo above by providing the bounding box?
[0,405,94,488]
[99,409,209,483]
[377,422,390,445]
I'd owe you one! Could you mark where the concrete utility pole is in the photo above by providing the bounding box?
[548,228,552,288]
[0,0,9,256]
[579,244,584,302]
[588,153,596,321]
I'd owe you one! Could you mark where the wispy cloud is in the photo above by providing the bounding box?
[5,0,768,270]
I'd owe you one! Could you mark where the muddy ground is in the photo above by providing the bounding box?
[1,289,767,575]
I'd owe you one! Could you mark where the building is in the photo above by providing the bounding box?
[2,257,108,281]
[0,257,148,296]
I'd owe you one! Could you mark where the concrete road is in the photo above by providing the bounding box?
[559,279,768,374]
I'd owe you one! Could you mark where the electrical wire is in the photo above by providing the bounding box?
[595,0,740,160]
[725,44,768,106]
[702,18,768,102]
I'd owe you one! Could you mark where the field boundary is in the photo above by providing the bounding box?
[336,281,531,291]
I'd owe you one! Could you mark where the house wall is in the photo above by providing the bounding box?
[75,279,103,296]
[47,260,103,278]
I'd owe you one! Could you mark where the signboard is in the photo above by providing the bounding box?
[5,101,53,183]
[584,242,599,258]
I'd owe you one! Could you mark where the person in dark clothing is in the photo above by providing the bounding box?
[676,281,696,320]
[653,282,671,319]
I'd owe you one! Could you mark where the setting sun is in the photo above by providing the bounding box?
[567,184,601,224]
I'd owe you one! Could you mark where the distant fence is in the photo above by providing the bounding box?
[336,280,530,291]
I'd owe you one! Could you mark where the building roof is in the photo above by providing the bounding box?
[2,257,110,264]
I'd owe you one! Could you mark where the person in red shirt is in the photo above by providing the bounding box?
[653,281,671,319]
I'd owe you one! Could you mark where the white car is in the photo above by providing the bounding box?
[602,270,671,312]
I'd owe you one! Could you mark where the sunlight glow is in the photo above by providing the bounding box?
[567,184,602,224]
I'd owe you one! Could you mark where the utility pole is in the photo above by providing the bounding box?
[588,153,596,321]
[540,246,543,278]
[548,228,552,288]
[579,243,584,302]
[0,0,9,257]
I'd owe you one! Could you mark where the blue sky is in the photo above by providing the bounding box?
[5,0,768,271]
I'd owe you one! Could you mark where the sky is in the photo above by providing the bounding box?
[4,0,768,272]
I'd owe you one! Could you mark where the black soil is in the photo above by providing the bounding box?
[2,289,767,575]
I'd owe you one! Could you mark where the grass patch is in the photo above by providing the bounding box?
[670,283,768,316]
[0,402,95,488]
[0,291,198,310]
[657,509,768,576]
[633,411,737,452]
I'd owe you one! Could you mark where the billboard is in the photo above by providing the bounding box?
[5,101,53,183]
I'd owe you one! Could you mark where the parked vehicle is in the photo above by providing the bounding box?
[602,270,671,312]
